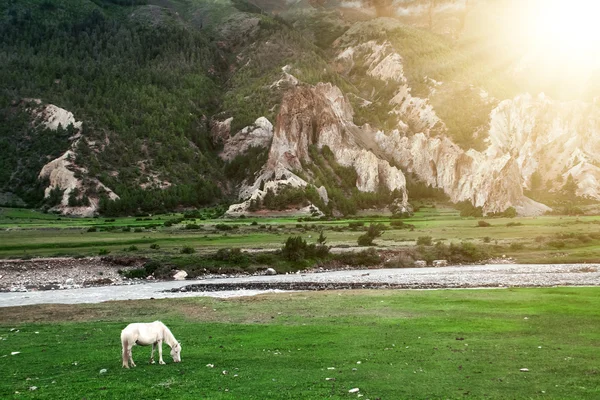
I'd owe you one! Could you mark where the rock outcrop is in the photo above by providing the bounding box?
[31,102,118,216]
[226,81,410,216]
[486,94,600,199]
[220,117,273,162]
[333,35,550,215]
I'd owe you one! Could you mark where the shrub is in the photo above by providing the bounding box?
[98,248,110,255]
[348,221,365,230]
[181,246,195,254]
[125,245,138,252]
[134,228,143,233]
[506,222,523,227]
[87,227,97,232]
[483,236,491,243]
[185,223,201,230]
[215,248,248,263]
[281,235,329,261]
[335,248,380,266]
[577,234,592,243]
[548,240,566,249]
[215,223,234,231]
[282,236,309,262]
[509,243,524,251]
[150,243,160,250]
[357,223,385,246]
[121,268,146,279]
[143,260,162,275]
[477,220,491,227]
[416,236,433,246]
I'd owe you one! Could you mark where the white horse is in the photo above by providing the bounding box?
[121,321,182,368]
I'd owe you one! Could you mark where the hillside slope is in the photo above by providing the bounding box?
[2,0,599,217]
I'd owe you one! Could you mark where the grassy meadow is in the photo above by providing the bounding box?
[3,205,600,264]
[1,288,599,399]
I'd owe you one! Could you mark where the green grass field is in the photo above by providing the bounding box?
[1,288,599,399]
[3,206,600,264]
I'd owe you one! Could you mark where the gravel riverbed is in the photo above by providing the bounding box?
[0,263,598,307]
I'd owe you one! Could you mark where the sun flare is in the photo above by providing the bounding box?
[527,0,600,67]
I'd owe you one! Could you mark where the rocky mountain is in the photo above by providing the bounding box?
[1,0,598,217]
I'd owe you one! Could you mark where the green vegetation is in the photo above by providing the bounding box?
[357,223,385,246]
[6,204,600,265]
[1,288,600,399]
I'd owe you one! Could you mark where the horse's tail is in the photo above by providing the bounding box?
[121,329,129,367]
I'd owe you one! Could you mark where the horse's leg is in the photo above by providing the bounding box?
[128,343,136,367]
[158,340,165,364]
[150,343,156,364]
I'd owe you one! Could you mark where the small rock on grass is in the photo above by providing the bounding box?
[99,369,107,374]
[520,368,529,372]
[349,388,360,393]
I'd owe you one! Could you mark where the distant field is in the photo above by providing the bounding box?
[1,288,599,399]
[3,206,600,263]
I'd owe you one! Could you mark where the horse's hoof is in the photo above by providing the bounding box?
[159,361,166,365]
[151,360,155,364]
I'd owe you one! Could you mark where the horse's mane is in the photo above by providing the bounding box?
[155,321,178,347]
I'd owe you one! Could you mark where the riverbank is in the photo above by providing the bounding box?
[1,263,598,307]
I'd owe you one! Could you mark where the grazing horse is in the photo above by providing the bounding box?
[121,321,182,368]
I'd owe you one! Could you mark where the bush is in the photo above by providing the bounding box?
[416,236,433,246]
[215,248,248,263]
[124,245,138,252]
[150,243,160,250]
[185,223,201,230]
[181,246,195,254]
[509,243,524,250]
[215,224,234,231]
[281,235,329,262]
[348,221,365,230]
[357,223,385,246]
[143,260,162,275]
[87,227,97,232]
[506,222,523,227]
[483,236,491,243]
[282,236,310,262]
[477,220,491,227]
[334,248,381,266]
[98,248,110,255]
[548,240,566,249]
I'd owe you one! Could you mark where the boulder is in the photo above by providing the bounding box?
[432,260,448,268]
[173,270,188,281]
[265,268,277,276]
[413,260,427,268]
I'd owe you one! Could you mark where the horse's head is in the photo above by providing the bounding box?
[171,342,182,363]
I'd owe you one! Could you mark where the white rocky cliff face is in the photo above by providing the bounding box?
[31,102,118,216]
[333,34,555,215]
[226,80,410,216]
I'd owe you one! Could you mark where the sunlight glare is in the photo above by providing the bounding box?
[528,0,600,67]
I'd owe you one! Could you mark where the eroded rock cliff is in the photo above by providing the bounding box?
[31,102,118,216]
